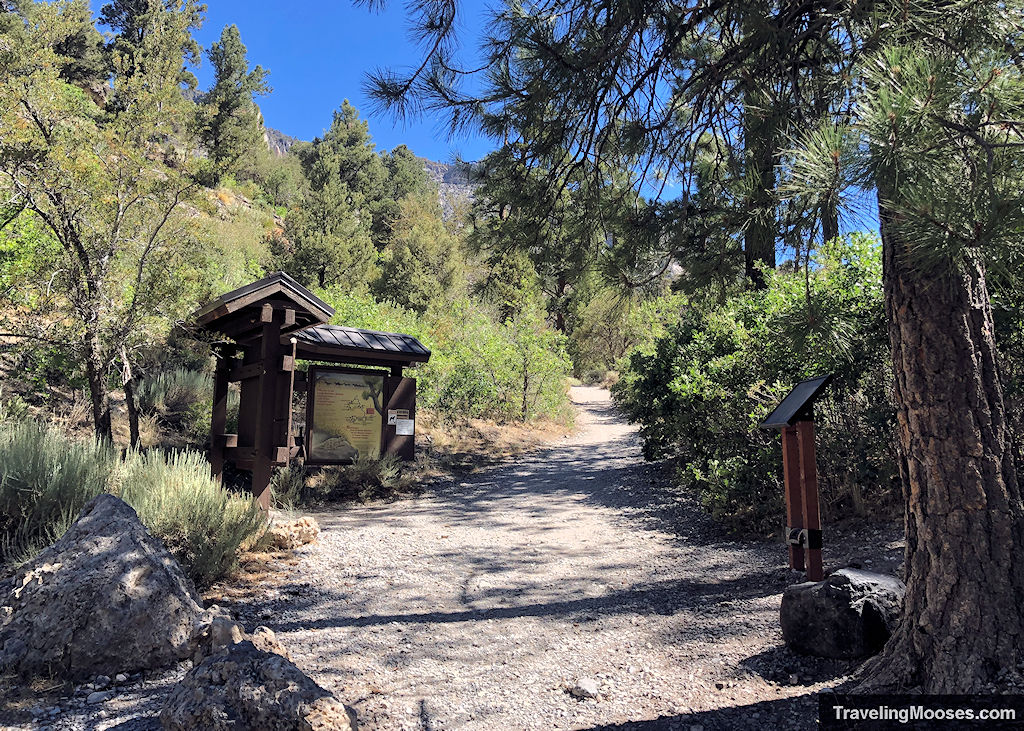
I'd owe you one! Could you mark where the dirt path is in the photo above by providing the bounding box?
[236,386,863,730]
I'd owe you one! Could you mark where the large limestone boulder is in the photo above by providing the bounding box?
[781,567,905,658]
[0,494,208,680]
[161,622,356,730]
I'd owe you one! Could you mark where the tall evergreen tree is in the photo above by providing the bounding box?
[199,24,270,179]
[374,190,461,311]
[99,0,203,90]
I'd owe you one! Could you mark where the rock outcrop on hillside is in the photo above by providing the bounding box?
[0,494,209,680]
[422,158,476,219]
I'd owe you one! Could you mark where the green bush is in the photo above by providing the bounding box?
[0,422,114,562]
[136,368,239,443]
[614,234,899,532]
[272,453,415,506]
[568,288,686,380]
[0,424,265,586]
[315,289,573,424]
[115,450,266,586]
[137,368,212,416]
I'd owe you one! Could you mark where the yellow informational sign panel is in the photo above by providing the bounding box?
[307,368,383,463]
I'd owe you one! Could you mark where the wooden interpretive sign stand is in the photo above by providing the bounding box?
[760,375,832,581]
[193,273,431,512]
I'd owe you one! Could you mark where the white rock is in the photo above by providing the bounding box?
[568,677,600,700]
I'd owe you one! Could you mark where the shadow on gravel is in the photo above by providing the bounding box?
[270,571,779,633]
[575,693,820,730]
[738,645,861,687]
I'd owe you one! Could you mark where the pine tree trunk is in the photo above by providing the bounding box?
[821,201,839,245]
[125,377,140,449]
[859,200,1024,692]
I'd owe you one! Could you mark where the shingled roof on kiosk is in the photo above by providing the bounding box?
[193,271,334,342]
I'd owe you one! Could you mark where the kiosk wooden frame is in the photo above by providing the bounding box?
[193,272,430,509]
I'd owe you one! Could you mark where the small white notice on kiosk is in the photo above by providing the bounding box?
[395,419,414,436]
[387,409,410,425]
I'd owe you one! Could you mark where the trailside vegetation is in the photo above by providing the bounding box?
[364,0,1024,693]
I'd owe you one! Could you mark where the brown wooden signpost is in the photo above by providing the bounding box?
[193,273,431,510]
[760,374,832,581]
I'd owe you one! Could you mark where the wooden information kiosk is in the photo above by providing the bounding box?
[193,272,431,509]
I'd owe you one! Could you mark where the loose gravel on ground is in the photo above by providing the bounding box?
[2,386,903,730]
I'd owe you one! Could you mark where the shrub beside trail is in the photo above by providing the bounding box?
[0,422,265,586]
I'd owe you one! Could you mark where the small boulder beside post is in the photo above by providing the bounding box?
[780,568,905,659]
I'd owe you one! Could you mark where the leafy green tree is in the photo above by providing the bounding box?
[52,0,109,87]
[271,185,378,290]
[199,24,270,180]
[361,0,851,289]
[468,144,606,332]
[374,144,432,244]
[374,191,462,311]
[297,101,387,232]
[0,0,205,442]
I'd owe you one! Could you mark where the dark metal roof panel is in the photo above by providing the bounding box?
[759,374,833,428]
[294,325,431,360]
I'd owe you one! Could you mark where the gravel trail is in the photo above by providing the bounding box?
[247,386,855,730]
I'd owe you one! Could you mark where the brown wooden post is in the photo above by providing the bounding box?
[210,345,232,483]
[273,332,298,460]
[382,376,417,461]
[251,304,282,512]
[796,419,823,581]
[781,425,805,572]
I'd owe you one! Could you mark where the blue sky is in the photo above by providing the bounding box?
[181,0,496,164]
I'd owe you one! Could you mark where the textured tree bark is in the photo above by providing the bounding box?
[821,201,839,245]
[859,200,1024,692]
[124,377,140,449]
[83,333,113,442]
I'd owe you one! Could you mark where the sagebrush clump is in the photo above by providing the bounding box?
[0,423,265,585]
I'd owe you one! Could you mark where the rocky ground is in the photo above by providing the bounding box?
[1,386,903,730]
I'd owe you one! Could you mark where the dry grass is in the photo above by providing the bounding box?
[202,549,301,606]
[417,412,572,476]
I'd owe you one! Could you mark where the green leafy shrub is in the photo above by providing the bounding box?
[0,424,265,585]
[568,288,686,381]
[273,454,416,505]
[136,368,212,415]
[615,234,899,532]
[115,450,266,586]
[136,368,239,443]
[315,289,573,423]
